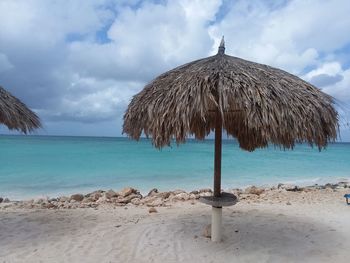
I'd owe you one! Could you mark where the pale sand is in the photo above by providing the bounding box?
[1,190,350,263]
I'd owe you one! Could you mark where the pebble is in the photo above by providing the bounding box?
[245,186,264,195]
[148,207,158,213]
[70,194,84,202]
[105,189,118,199]
[147,188,159,196]
[119,187,136,197]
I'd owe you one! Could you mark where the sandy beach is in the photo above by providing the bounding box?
[1,184,349,263]
[1,1,350,263]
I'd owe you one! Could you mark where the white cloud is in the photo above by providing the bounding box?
[68,0,222,81]
[302,61,350,138]
[0,0,112,48]
[37,77,142,123]
[303,62,350,101]
[108,0,221,60]
[0,53,13,72]
[304,62,343,79]
[209,0,350,74]
[323,69,350,102]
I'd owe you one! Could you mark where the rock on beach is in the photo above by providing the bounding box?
[1,181,349,211]
[70,194,84,202]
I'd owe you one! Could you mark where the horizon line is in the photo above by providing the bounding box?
[1,134,350,144]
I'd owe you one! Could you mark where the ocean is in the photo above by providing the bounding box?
[0,135,349,200]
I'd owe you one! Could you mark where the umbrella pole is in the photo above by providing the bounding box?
[214,109,222,198]
[212,109,222,242]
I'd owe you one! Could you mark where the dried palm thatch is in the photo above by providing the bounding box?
[0,86,41,133]
[123,38,338,151]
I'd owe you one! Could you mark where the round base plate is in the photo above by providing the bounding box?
[199,192,238,207]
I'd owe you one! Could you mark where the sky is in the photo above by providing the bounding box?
[0,0,350,140]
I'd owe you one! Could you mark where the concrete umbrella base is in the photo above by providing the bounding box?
[199,192,238,242]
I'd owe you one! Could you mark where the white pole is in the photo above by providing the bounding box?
[211,206,222,242]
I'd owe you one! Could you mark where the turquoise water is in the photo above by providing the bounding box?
[0,135,350,200]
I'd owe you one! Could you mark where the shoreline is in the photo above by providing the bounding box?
[1,181,349,210]
[2,176,349,202]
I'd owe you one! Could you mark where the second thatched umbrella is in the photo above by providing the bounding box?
[0,86,41,133]
[123,37,338,242]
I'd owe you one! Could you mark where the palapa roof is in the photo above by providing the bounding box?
[123,38,338,151]
[0,86,41,133]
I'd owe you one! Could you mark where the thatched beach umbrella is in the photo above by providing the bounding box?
[123,37,338,241]
[0,86,41,133]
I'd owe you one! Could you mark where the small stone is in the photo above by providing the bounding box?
[34,198,48,204]
[203,224,211,238]
[283,184,300,192]
[172,189,186,195]
[85,189,103,196]
[245,186,264,195]
[96,195,108,204]
[199,188,212,193]
[87,190,104,200]
[141,196,155,204]
[46,203,56,209]
[131,198,141,205]
[286,201,292,205]
[148,207,158,213]
[156,191,171,199]
[105,189,118,199]
[338,181,349,188]
[59,196,69,202]
[173,192,190,201]
[70,194,84,202]
[91,193,102,201]
[147,188,159,196]
[189,193,199,199]
[199,192,212,197]
[326,183,340,190]
[116,194,141,204]
[119,187,136,197]
[82,197,94,203]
